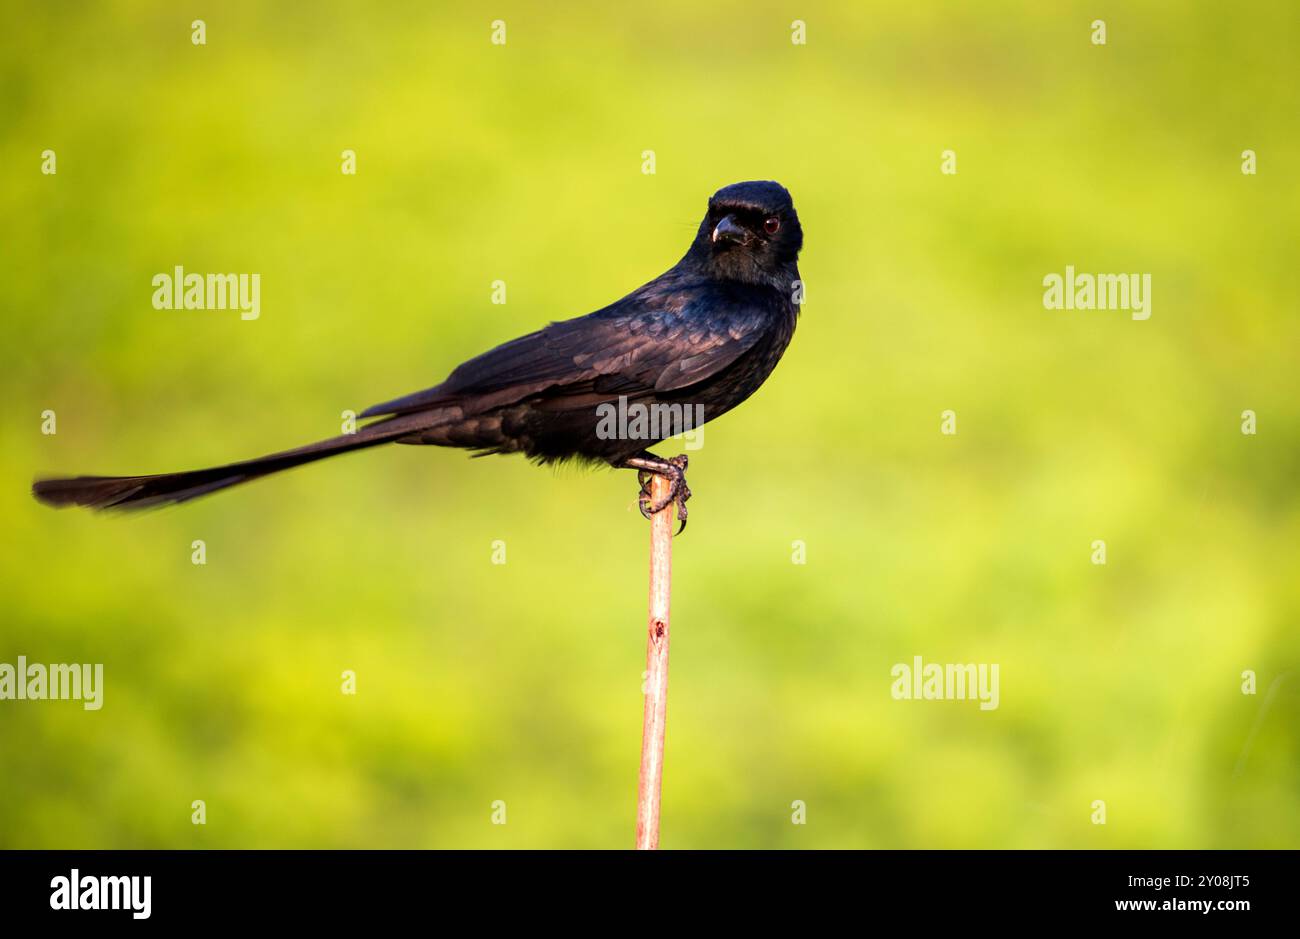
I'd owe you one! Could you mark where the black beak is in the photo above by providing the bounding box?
[711,214,751,246]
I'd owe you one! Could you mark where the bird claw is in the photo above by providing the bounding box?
[637,455,691,535]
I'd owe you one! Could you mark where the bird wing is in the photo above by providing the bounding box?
[359,283,775,418]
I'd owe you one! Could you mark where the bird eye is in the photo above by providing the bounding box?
[764,216,781,235]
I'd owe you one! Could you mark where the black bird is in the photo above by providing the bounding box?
[32,180,804,531]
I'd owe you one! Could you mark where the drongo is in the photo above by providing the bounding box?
[33,180,804,531]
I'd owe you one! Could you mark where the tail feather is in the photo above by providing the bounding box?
[34,465,286,511]
[32,417,423,511]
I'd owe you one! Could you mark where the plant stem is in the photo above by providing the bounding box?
[636,473,674,849]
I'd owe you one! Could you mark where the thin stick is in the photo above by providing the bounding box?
[636,473,674,849]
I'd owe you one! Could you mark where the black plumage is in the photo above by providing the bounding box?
[32,180,804,524]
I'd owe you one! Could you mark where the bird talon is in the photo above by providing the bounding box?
[642,488,675,517]
[624,453,693,534]
[673,499,688,536]
[638,493,655,520]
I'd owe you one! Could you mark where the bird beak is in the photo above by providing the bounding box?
[711,215,751,246]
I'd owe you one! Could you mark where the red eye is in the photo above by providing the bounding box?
[764,216,780,235]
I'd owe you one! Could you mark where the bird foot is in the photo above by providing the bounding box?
[636,454,691,535]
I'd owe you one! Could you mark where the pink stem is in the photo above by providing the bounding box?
[636,473,674,849]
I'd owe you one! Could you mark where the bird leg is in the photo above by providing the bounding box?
[620,452,691,534]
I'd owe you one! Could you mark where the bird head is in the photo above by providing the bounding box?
[690,180,802,286]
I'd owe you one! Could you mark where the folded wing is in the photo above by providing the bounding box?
[359,281,775,419]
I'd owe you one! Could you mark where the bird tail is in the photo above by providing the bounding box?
[32,417,422,511]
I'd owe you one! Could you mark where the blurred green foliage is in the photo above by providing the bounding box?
[1,1,1297,848]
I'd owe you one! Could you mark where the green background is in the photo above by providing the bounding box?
[1,1,1297,848]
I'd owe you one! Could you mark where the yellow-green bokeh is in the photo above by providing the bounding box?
[1,1,1297,848]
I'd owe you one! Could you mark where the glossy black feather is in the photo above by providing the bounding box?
[367,180,804,464]
[32,180,803,509]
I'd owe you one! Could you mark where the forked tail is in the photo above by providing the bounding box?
[32,418,420,511]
